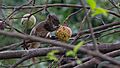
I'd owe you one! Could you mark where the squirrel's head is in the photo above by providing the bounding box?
[44,14,60,32]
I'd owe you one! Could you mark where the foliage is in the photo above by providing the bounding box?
[86,0,96,10]
[66,41,84,57]
[47,50,59,61]
[86,0,108,16]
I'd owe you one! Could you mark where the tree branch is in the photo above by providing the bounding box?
[0,30,119,66]
[0,47,64,59]
[75,49,120,68]
[72,22,120,37]
[0,43,119,59]
[1,4,120,17]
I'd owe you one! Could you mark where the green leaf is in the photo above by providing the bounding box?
[92,7,108,16]
[66,51,76,57]
[76,60,82,64]
[48,55,58,61]
[86,0,96,10]
[47,50,59,55]
[47,50,59,61]
[73,41,84,54]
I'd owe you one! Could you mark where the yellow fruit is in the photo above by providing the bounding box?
[21,14,36,29]
[55,25,72,42]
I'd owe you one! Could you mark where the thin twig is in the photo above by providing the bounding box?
[63,9,82,24]
[71,9,91,44]
[79,0,99,51]
[0,4,120,17]
[108,0,120,14]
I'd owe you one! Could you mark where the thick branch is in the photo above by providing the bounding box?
[0,47,64,59]
[0,43,119,59]
[0,30,119,66]
[75,49,120,68]
[60,49,120,68]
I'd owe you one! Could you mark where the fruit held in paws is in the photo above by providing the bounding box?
[56,25,72,42]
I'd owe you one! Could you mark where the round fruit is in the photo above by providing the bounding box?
[21,14,36,29]
[55,25,72,42]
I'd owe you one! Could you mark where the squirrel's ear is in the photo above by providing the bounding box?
[47,14,51,18]
[47,14,57,19]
